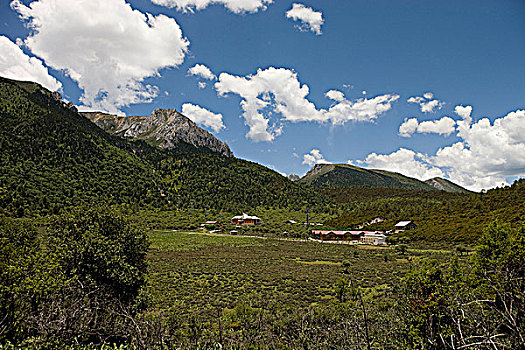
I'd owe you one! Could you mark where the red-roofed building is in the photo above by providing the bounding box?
[311,230,386,245]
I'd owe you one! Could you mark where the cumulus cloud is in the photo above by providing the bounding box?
[430,109,525,189]
[303,149,331,166]
[454,105,473,124]
[181,103,225,133]
[150,0,273,13]
[0,35,61,91]
[399,116,456,137]
[325,89,345,102]
[188,63,216,80]
[398,118,419,137]
[359,148,445,181]
[417,117,456,136]
[286,3,324,35]
[360,109,525,191]
[215,67,399,141]
[12,0,189,115]
[407,92,444,113]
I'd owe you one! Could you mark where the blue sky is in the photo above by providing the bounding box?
[1,0,524,190]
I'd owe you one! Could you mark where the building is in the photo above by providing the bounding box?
[394,221,417,232]
[231,213,261,225]
[369,217,385,224]
[312,230,357,241]
[311,230,387,245]
[360,232,387,245]
[203,221,221,229]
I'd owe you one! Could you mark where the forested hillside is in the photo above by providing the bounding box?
[326,179,525,243]
[300,163,443,191]
[0,77,328,217]
[0,77,163,216]
[144,151,330,212]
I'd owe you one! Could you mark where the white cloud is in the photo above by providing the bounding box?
[303,149,331,166]
[325,89,345,102]
[398,118,419,137]
[430,109,525,190]
[215,67,399,142]
[150,0,273,13]
[12,0,189,115]
[360,148,444,181]
[399,116,456,137]
[407,92,444,113]
[181,103,225,133]
[188,63,216,80]
[454,105,473,124]
[417,117,456,136]
[324,93,400,125]
[361,109,525,191]
[0,35,61,91]
[286,3,324,35]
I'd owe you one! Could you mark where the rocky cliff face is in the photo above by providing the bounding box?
[83,109,233,157]
[301,164,335,180]
[424,177,470,193]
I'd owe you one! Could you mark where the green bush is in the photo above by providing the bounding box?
[0,207,149,347]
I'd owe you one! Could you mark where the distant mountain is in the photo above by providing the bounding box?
[299,163,437,191]
[83,109,233,157]
[424,177,471,193]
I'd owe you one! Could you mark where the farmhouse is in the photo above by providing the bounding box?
[394,221,417,232]
[311,230,387,245]
[231,213,261,225]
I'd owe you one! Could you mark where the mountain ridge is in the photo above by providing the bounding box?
[300,163,468,192]
[82,109,234,157]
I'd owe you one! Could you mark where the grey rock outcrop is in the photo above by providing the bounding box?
[287,174,300,181]
[82,108,233,157]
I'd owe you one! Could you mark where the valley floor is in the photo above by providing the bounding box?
[143,229,459,347]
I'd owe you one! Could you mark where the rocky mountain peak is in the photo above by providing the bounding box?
[83,108,234,157]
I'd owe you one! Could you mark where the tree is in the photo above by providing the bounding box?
[0,206,150,346]
[472,222,525,348]
[49,206,149,302]
[0,218,64,343]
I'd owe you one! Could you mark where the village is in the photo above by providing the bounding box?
[200,212,417,246]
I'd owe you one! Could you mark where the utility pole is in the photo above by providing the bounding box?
[177,195,181,210]
[204,205,207,221]
[306,206,310,227]
[191,199,194,215]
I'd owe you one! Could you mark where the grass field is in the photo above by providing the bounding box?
[146,230,455,322]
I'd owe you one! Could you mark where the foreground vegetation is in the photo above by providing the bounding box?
[1,207,523,349]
